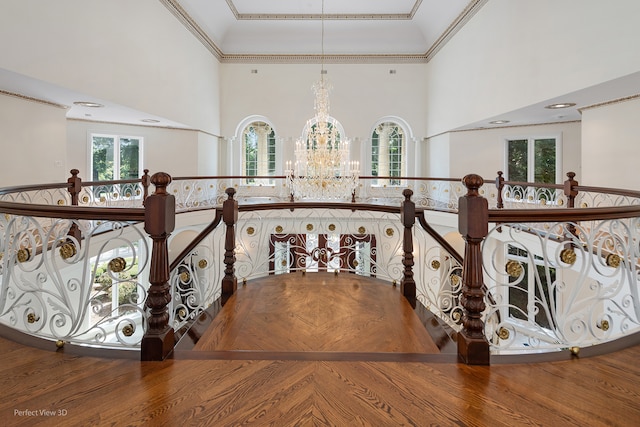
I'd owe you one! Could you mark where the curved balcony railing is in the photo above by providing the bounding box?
[1,169,639,364]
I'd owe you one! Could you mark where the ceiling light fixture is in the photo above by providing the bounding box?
[489,120,510,124]
[285,0,359,201]
[73,101,104,108]
[545,102,576,109]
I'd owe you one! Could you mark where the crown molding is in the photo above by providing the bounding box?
[161,0,486,64]
[0,89,68,109]
[579,93,640,113]
[226,0,422,20]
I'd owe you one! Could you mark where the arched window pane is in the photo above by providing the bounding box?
[242,121,276,185]
[372,122,404,186]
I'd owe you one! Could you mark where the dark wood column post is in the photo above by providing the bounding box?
[221,187,238,305]
[141,172,176,361]
[564,171,578,208]
[400,189,416,308]
[66,169,82,243]
[141,169,151,202]
[564,171,579,237]
[458,174,490,365]
[495,171,505,209]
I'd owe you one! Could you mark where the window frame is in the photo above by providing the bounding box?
[89,133,143,182]
[504,134,562,184]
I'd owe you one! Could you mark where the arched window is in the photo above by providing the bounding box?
[242,121,276,185]
[372,122,405,186]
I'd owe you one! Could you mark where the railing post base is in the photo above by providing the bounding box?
[457,335,490,365]
[141,327,175,361]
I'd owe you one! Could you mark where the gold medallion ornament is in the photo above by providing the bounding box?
[27,313,40,324]
[431,260,441,270]
[109,257,126,273]
[505,260,523,278]
[246,226,255,235]
[328,224,336,232]
[59,242,77,260]
[306,224,314,231]
[122,323,134,337]
[358,226,366,234]
[597,319,610,331]
[606,253,621,268]
[180,271,190,282]
[498,327,510,340]
[275,225,283,233]
[385,228,394,236]
[450,274,460,285]
[560,248,577,265]
[17,248,31,263]
[198,259,208,269]
[57,199,65,205]
[82,195,89,203]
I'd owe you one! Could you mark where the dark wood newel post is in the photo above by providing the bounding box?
[564,171,579,238]
[564,171,578,208]
[66,169,82,243]
[141,172,176,361]
[458,174,490,365]
[495,171,504,209]
[221,187,238,305]
[400,189,416,308]
[141,169,151,202]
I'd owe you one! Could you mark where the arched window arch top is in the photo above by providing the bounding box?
[241,120,276,185]
[371,120,408,186]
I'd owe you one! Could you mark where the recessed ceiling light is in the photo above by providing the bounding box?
[545,102,576,109]
[489,120,510,124]
[141,119,160,123]
[73,101,104,108]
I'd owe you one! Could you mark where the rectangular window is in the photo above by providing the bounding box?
[91,134,142,181]
[506,245,556,330]
[506,137,558,184]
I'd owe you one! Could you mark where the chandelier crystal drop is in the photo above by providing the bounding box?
[285,0,359,201]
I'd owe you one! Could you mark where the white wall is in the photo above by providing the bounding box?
[581,97,640,189]
[0,94,67,186]
[66,120,205,180]
[220,63,428,174]
[426,0,640,136]
[0,0,220,134]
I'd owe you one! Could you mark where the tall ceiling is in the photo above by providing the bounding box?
[2,0,639,131]
[165,0,482,62]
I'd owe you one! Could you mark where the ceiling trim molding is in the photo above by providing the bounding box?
[221,53,428,64]
[226,0,422,20]
[0,89,68,109]
[160,0,223,60]
[163,0,486,64]
[579,93,640,113]
[425,0,487,62]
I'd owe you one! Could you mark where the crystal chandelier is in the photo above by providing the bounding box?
[285,0,359,201]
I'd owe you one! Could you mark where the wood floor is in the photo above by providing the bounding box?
[1,272,640,426]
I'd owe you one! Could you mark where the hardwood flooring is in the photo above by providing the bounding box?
[1,272,639,426]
